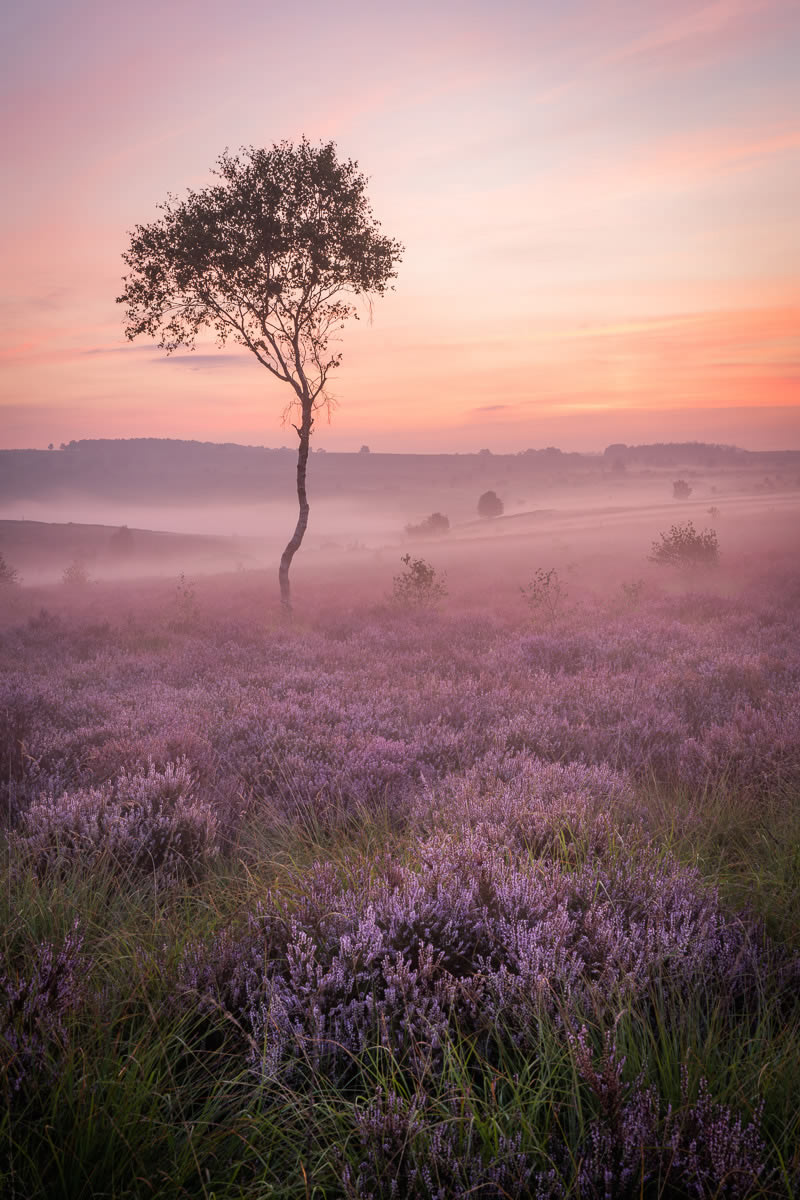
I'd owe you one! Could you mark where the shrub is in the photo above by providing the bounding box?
[181,825,778,1086]
[392,554,447,609]
[648,521,719,569]
[62,559,90,587]
[16,760,219,882]
[620,577,646,607]
[171,572,199,627]
[0,553,20,586]
[477,490,504,518]
[673,479,693,499]
[1,922,87,1097]
[405,512,450,537]
[520,567,566,622]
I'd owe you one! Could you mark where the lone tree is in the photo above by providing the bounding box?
[477,490,504,519]
[648,521,719,569]
[118,139,403,613]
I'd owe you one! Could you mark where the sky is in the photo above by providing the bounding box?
[1,0,799,454]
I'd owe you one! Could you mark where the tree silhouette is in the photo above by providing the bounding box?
[118,139,403,614]
[477,490,504,518]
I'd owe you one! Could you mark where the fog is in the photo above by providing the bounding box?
[2,459,797,597]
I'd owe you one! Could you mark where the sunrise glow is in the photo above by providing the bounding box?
[2,0,799,451]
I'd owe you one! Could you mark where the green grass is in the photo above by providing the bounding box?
[3,781,799,1199]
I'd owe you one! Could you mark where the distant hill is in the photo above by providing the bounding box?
[0,518,260,580]
[1,438,798,508]
[601,442,793,467]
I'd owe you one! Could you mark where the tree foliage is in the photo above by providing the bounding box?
[405,512,450,537]
[477,490,504,519]
[648,521,719,569]
[118,139,403,612]
[392,554,448,608]
[520,567,566,623]
[0,554,20,586]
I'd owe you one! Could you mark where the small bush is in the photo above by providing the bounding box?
[477,490,504,518]
[521,567,566,622]
[405,512,450,537]
[171,572,199,627]
[0,554,20,586]
[1,922,87,1098]
[649,521,719,569]
[620,577,646,607]
[392,554,447,609]
[62,559,90,587]
[16,760,219,882]
[673,479,693,499]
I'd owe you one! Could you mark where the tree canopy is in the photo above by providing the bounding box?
[118,139,403,611]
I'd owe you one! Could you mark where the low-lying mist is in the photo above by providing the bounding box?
[2,465,797,598]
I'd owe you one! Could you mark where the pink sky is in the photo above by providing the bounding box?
[1,0,799,452]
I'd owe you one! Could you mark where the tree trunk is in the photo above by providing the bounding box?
[279,404,313,617]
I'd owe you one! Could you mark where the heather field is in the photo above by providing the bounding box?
[2,540,799,1199]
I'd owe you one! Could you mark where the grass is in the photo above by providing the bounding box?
[3,779,799,1198]
[2,564,799,1197]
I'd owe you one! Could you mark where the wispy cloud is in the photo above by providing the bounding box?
[153,353,253,370]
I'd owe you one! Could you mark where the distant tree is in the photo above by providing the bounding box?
[477,490,504,518]
[649,521,719,569]
[0,554,20,586]
[47,443,54,451]
[108,525,135,557]
[392,554,447,608]
[672,479,693,500]
[359,445,371,454]
[118,139,402,615]
[405,512,450,537]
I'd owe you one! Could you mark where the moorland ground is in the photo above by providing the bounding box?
[1,498,799,1198]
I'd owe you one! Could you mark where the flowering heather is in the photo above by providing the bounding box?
[14,759,219,881]
[0,562,798,1197]
[3,573,799,840]
[1,922,87,1097]
[181,821,782,1083]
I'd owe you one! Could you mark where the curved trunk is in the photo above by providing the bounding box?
[279,404,313,617]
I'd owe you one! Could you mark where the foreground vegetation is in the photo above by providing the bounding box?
[2,558,799,1197]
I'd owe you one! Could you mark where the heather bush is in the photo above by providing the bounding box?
[1,566,799,1197]
[536,1030,771,1199]
[341,1087,535,1199]
[1,922,87,1098]
[181,823,781,1086]
[15,759,219,881]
